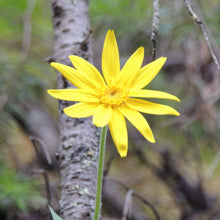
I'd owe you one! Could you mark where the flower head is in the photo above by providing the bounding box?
[48,30,180,157]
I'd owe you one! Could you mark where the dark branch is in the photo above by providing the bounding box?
[30,136,52,206]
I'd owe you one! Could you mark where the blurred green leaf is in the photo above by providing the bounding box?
[0,165,44,213]
[49,206,63,220]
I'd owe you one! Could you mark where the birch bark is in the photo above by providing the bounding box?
[50,0,99,219]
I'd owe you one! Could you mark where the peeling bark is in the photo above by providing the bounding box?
[50,1,99,219]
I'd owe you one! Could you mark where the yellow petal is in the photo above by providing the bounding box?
[109,109,128,157]
[63,102,99,118]
[129,90,180,102]
[102,30,120,84]
[69,55,106,87]
[126,98,180,116]
[47,89,99,102]
[51,62,98,90]
[119,105,155,143]
[93,104,113,127]
[118,47,144,87]
[131,57,166,90]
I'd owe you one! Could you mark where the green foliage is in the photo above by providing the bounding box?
[90,0,151,29]
[0,164,44,213]
[0,0,26,37]
[49,206,63,220]
[90,0,152,47]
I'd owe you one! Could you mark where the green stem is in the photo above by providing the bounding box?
[94,126,108,220]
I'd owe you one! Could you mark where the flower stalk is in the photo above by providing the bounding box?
[94,126,108,220]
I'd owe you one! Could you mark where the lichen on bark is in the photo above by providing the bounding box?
[50,0,100,219]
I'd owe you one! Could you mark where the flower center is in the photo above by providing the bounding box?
[98,85,128,106]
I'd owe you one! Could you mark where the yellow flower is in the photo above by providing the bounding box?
[48,30,180,157]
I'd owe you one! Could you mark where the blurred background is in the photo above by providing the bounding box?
[1,0,220,219]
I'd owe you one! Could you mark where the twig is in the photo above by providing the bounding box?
[151,0,160,61]
[30,136,52,206]
[30,136,52,165]
[184,0,220,72]
[122,189,133,220]
[105,178,161,220]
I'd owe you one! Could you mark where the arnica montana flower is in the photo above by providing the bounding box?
[48,30,180,157]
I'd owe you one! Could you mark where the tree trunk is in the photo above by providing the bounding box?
[50,1,99,219]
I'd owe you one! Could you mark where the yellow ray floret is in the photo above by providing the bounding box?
[48,29,180,157]
[102,30,120,84]
[109,109,128,157]
[117,47,144,87]
[48,89,99,102]
[63,103,99,118]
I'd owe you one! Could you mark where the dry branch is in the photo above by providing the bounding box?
[105,178,161,220]
[151,0,160,60]
[122,189,133,220]
[30,136,52,206]
[184,0,220,72]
